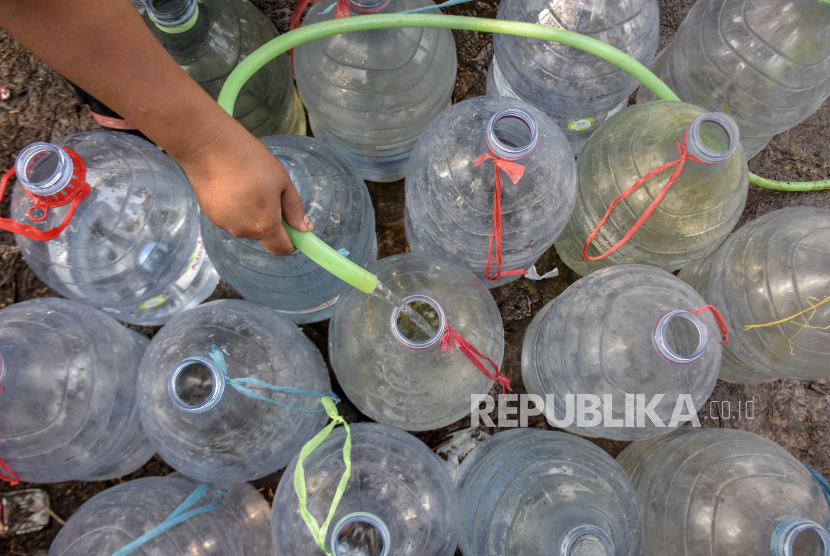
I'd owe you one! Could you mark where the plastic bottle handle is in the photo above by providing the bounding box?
[0,147,90,241]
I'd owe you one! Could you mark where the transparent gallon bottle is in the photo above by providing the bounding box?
[48,474,273,556]
[329,253,505,431]
[137,299,331,483]
[617,428,830,556]
[405,96,577,288]
[272,422,459,556]
[0,297,153,483]
[201,135,377,323]
[9,132,219,325]
[523,264,722,441]
[679,207,830,383]
[487,0,659,156]
[638,0,830,158]
[294,0,457,182]
[456,428,643,556]
[144,0,305,137]
[554,101,749,276]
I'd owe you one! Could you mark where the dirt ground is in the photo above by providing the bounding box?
[2,0,830,553]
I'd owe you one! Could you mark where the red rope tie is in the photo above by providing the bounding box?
[439,324,512,394]
[581,126,711,262]
[689,305,729,344]
[0,387,21,486]
[473,150,528,281]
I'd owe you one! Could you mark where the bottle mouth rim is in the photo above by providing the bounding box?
[389,295,446,350]
[560,524,615,556]
[685,113,740,164]
[146,0,198,28]
[14,142,73,196]
[168,356,225,412]
[347,0,391,14]
[486,107,539,160]
[653,310,709,364]
[330,512,391,556]
[772,518,830,556]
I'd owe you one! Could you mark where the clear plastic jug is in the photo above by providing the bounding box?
[201,135,377,323]
[272,422,459,556]
[0,297,153,483]
[523,264,722,441]
[457,428,643,556]
[329,252,505,431]
[10,132,219,325]
[405,96,577,288]
[144,0,305,136]
[554,101,749,276]
[294,0,457,182]
[637,0,830,158]
[617,428,830,556]
[48,473,273,556]
[137,299,332,483]
[487,0,659,155]
[679,206,830,382]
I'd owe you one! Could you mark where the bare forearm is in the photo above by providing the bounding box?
[0,0,233,162]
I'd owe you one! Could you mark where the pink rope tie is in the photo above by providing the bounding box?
[439,324,512,394]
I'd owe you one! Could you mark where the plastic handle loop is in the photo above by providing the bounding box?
[0,147,90,241]
[294,396,352,555]
[581,125,711,262]
[0,387,21,485]
[110,483,226,556]
[208,345,340,413]
[745,294,830,331]
[473,150,527,281]
[218,14,829,192]
[806,465,830,519]
[689,305,729,345]
[440,323,512,394]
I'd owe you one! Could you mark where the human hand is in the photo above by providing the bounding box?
[176,121,312,256]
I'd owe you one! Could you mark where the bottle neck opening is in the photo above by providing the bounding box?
[346,0,391,14]
[684,113,740,164]
[168,356,225,412]
[15,142,74,196]
[561,525,615,556]
[772,519,830,556]
[653,310,709,364]
[331,513,390,556]
[485,108,538,160]
[147,0,199,32]
[390,295,446,350]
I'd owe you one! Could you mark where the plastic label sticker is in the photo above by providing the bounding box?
[138,232,205,310]
[567,118,595,131]
[491,57,521,100]
[276,296,340,315]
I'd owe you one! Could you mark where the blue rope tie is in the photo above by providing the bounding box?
[111,483,226,556]
[321,0,472,16]
[208,345,340,414]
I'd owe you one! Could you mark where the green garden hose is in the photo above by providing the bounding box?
[217,14,829,290]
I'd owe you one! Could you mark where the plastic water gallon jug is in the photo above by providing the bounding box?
[294,0,457,182]
[617,428,830,556]
[137,299,332,483]
[7,132,219,325]
[405,96,577,288]
[487,0,659,155]
[272,422,459,556]
[144,0,305,137]
[48,474,273,556]
[329,252,505,431]
[456,428,643,556]
[522,264,723,441]
[679,207,830,383]
[0,297,153,483]
[554,101,749,276]
[638,0,830,158]
[201,135,377,323]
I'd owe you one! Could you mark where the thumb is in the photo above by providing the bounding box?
[280,178,313,233]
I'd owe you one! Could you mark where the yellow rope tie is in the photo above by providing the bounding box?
[744,294,830,330]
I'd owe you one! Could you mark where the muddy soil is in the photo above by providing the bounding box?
[3,0,830,553]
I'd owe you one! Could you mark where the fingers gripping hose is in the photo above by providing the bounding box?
[216,14,829,290]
